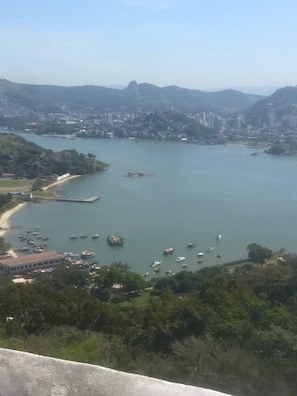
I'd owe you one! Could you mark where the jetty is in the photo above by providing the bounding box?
[38,196,100,203]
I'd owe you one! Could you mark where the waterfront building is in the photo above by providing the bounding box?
[0,251,64,275]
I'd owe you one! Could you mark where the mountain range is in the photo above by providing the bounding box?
[1,79,297,128]
[0,79,263,116]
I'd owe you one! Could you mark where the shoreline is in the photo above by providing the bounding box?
[0,203,26,237]
[0,203,26,258]
[42,175,81,191]
[0,176,81,259]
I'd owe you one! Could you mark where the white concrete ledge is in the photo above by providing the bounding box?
[0,348,233,396]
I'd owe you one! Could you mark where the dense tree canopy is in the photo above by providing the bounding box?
[247,243,273,264]
[0,133,108,179]
[1,250,297,395]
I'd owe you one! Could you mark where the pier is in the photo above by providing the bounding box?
[53,196,100,203]
[38,196,100,203]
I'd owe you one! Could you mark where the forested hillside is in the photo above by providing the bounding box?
[0,78,263,114]
[1,255,297,396]
[0,133,107,178]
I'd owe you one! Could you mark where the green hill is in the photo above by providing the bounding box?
[0,133,107,179]
[0,79,263,115]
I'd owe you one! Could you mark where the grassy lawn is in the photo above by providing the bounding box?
[31,191,55,198]
[111,288,153,307]
[0,179,33,190]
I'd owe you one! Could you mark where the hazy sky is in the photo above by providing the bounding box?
[1,0,296,90]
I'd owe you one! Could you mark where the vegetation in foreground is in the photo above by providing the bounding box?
[0,245,297,396]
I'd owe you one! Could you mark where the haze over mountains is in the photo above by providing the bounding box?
[1,79,297,129]
[0,78,262,115]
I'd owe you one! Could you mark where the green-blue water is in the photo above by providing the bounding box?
[3,131,297,276]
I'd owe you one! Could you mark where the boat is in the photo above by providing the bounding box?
[107,234,124,246]
[163,248,175,255]
[197,252,204,257]
[81,250,95,259]
[151,260,161,267]
[187,243,196,248]
[17,246,30,252]
[216,234,222,240]
[33,248,45,253]
[144,272,150,277]
[70,235,78,239]
[80,234,88,238]
[176,256,186,262]
[182,263,188,268]
[205,247,214,252]
[92,234,99,239]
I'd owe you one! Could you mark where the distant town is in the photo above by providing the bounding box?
[1,80,297,153]
[2,108,297,154]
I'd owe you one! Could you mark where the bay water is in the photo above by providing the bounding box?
[3,130,297,276]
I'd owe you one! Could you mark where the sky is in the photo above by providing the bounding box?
[1,0,297,92]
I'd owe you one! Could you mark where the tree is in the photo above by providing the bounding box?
[247,243,273,265]
[122,272,147,295]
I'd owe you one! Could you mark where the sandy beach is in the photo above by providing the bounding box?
[0,203,26,258]
[42,175,81,191]
[0,203,26,237]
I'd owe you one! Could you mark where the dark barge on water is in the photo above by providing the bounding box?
[107,234,124,246]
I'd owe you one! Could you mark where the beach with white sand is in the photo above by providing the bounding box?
[0,204,26,237]
[42,175,80,191]
[0,203,26,257]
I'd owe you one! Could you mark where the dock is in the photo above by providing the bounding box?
[37,196,100,203]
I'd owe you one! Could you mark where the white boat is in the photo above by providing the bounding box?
[197,252,204,257]
[163,248,175,255]
[182,263,188,268]
[205,247,214,252]
[81,250,95,258]
[176,256,186,262]
[216,234,222,240]
[151,260,161,267]
[92,234,99,239]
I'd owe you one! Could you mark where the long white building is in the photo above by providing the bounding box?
[0,250,64,275]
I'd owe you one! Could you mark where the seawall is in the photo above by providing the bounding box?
[0,348,233,396]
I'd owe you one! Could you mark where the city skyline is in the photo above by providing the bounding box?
[1,0,297,92]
